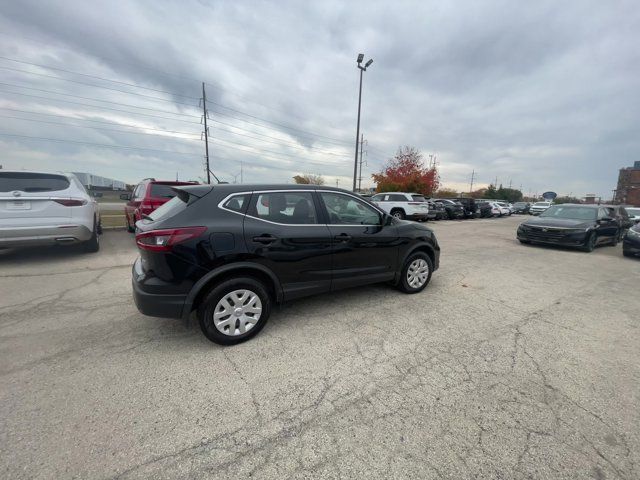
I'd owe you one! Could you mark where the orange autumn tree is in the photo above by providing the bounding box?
[372,146,440,195]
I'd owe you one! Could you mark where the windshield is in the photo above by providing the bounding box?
[540,205,596,220]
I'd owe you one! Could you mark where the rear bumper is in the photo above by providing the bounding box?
[131,258,186,319]
[0,224,92,247]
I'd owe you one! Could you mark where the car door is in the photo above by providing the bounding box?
[317,191,400,290]
[597,208,617,243]
[242,190,332,301]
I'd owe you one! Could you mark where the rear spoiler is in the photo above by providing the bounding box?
[171,185,213,202]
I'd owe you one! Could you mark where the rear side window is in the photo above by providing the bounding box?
[411,195,426,202]
[222,194,249,213]
[0,172,70,192]
[150,184,179,198]
[248,192,318,225]
[388,194,406,201]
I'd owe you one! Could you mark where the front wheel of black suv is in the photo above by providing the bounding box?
[198,277,272,345]
[397,252,433,294]
[581,232,597,252]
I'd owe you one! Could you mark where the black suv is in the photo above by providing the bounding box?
[452,197,478,218]
[132,185,440,345]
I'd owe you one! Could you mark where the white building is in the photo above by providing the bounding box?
[72,172,126,191]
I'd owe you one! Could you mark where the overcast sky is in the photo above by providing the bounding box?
[0,0,638,197]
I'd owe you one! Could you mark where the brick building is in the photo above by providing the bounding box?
[614,161,640,206]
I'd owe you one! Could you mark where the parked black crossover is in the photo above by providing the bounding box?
[132,185,440,344]
[517,204,621,252]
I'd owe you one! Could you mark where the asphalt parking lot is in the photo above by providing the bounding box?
[1,216,638,479]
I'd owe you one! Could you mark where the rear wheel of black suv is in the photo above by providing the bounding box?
[198,277,272,345]
[398,252,433,294]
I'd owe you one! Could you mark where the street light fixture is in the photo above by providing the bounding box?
[353,53,373,192]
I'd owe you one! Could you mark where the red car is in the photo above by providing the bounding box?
[121,178,199,232]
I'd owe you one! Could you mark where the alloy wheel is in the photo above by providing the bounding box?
[212,289,263,336]
[407,258,430,288]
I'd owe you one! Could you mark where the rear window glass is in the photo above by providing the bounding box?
[150,184,179,198]
[147,196,187,221]
[0,172,70,192]
[411,195,426,202]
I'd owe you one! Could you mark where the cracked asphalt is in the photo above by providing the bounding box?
[1,216,638,479]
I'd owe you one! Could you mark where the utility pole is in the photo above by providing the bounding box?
[357,134,367,192]
[509,178,513,189]
[336,179,339,188]
[469,169,475,193]
[201,82,211,184]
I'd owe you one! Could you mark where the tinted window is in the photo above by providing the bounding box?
[223,194,249,213]
[320,192,381,225]
[150,184,179,198]
[388,194,407,201]
[250,192,317,224]
[0,172,70,192]
[411,195,426,202]
[371,194,384,201]
[626,208,640,216]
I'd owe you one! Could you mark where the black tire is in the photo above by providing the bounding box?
[390,209,405,220]
[397,252,433,294]
[610,232,619,247]
[581,232,596,252]
[126,215,135,233]
[198,277,272,345]
[623,250,633,258]
[83,219,100,253]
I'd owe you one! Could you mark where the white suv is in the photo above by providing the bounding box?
[0,171,101,252]
[370,192,430,220]
[530,201,552,216]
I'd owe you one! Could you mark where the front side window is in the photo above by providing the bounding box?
[248,191,317,224]
[133,183,144,200]
[320,192,381,225]
[371,194,384,202]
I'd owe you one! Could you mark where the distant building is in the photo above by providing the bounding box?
[614,161,640,206]
[72,172,126,191]
[584,194,597,204]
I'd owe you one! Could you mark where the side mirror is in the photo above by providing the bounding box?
[384,213,394,226]
[120,193,131,201]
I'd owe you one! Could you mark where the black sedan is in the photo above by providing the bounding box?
[623,223,640,258]
[517,204,620,252]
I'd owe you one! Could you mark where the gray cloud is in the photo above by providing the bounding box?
[0,0,638,197]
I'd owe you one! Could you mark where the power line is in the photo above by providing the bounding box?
[0,81,200,117]
[0,107,199,135]
[0,132,202,156]
[205,99,350,145]
[0,90,203,124]
[0,56,199,100]
[0,114,200,140]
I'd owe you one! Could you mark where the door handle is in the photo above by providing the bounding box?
[252,234,277,244]
[334,233,352,242]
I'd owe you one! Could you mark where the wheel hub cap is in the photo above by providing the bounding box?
[213,289,262,336]
[407,259,429,288]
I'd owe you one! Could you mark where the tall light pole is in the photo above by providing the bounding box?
[353,53,373,192]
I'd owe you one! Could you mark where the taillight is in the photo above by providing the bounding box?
[135,227,206,252]
[54,199,87,207]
